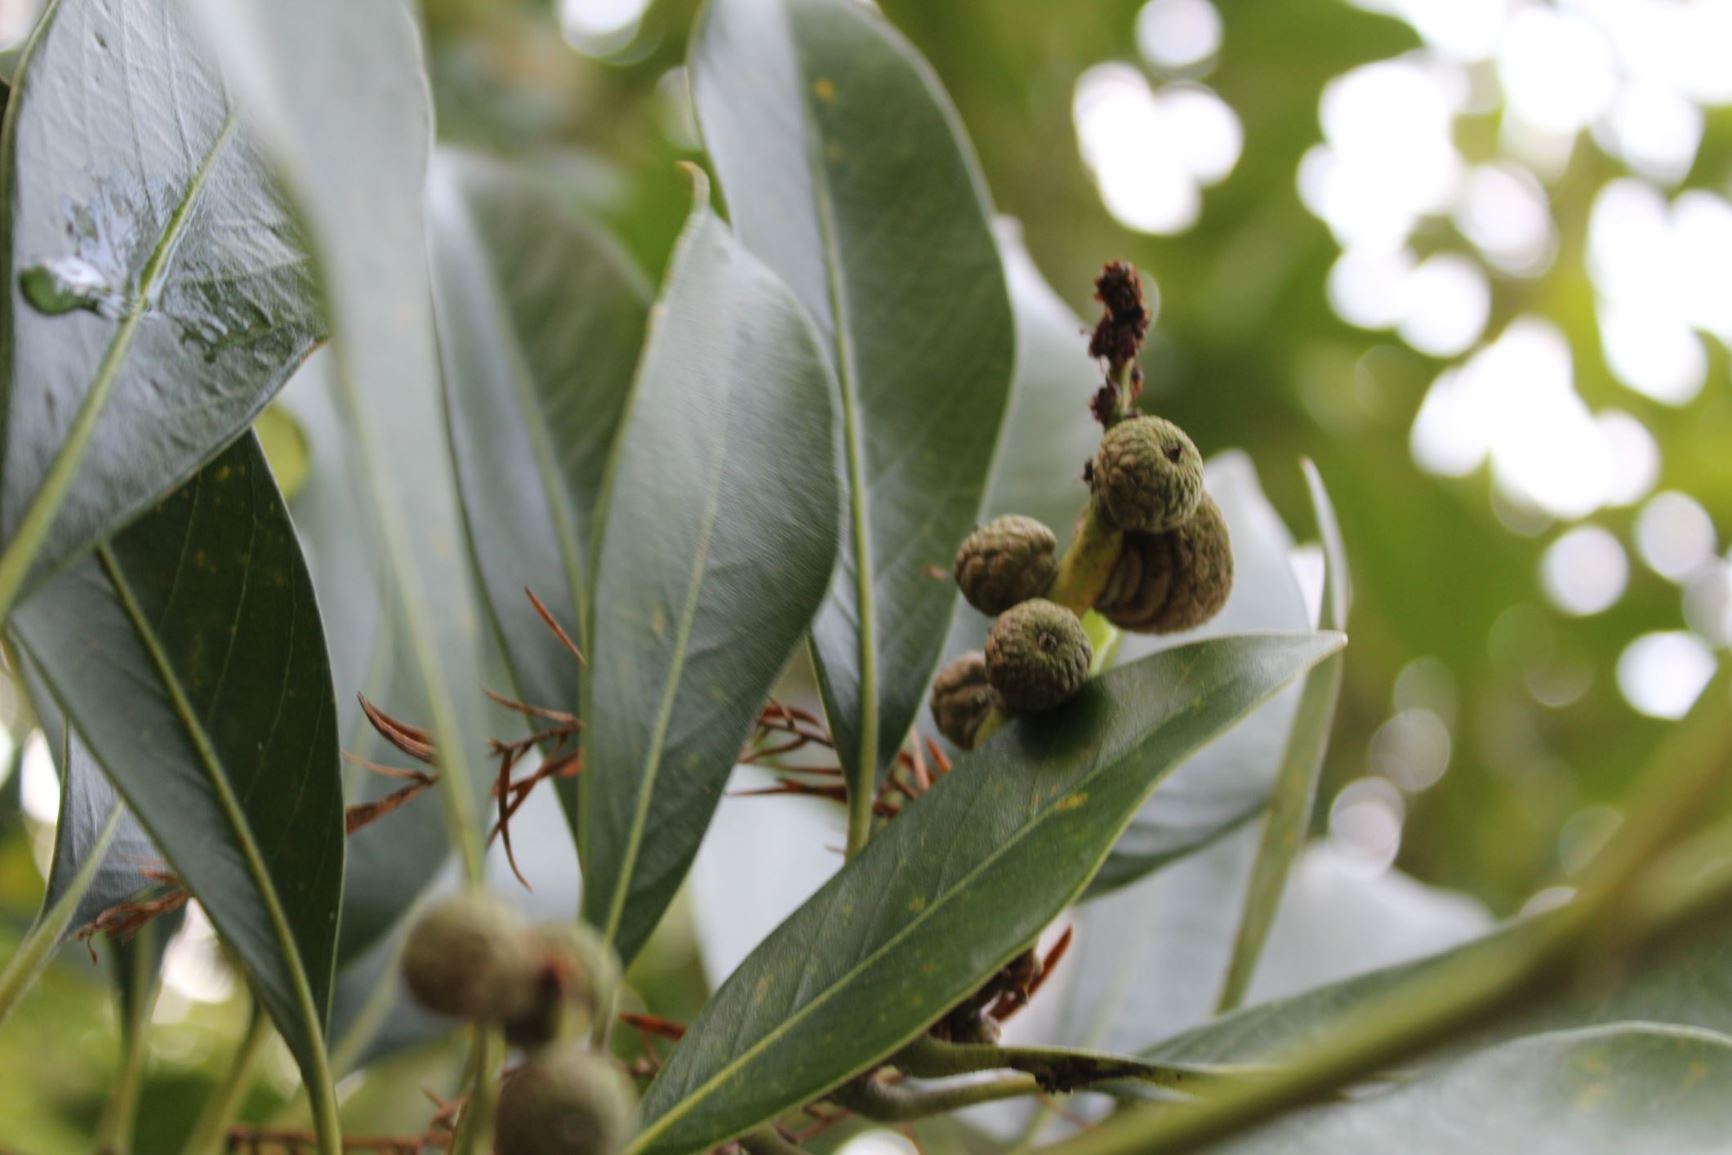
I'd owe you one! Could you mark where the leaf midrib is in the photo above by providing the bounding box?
[94,540,332,1063]
[633,646,1326,1152]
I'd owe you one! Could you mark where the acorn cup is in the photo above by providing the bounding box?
[1089,414,1204,533]
[954,514,1059,615]
[1095,492,1233,634]
[401,894,543,1023]
[495,1041,638,1155]
[930,650,998,748]
[985,598,1092,713]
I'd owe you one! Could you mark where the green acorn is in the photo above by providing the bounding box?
[1095,493,1234,634]
[954,515,1059,615]
[929,651,998,748]
[505,923,622,1051]
[985,598,1092,713]
[401,894,541,1023]
[495,1042,637,1155]
[1089,415,1204,533]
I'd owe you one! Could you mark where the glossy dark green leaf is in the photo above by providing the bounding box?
[10,434,344,1086]
[1215,461,1351,1012]
[0,0,319,596]
[630,631,1343,1155]
[275,352,451,965]
[428,149,651,804]
[1207,1025,1732,1155]
[691,0,1015,796]
[580,176,839,965]
[191,0,496,883]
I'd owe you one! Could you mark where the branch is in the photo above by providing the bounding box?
[834,1073,1045,1121]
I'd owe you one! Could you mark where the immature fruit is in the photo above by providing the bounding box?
[985,599,1092,713]
[1096,493,1233,634]
[954,515,1059,615]
[1089,415,1204,533]
[496,1043,637,1155]
[402,894,540,1022]
[505,923,622,1050]
[929,651,997,748]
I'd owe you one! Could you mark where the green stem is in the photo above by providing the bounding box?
[1048,501,1123,616]
[183,1004,272,1155]
[0,802,124,1025]
[448,1024,503,1155]
[892,1036,1217,1094]
[738,1127,816,1155]
[833,1073,1044,1121]
[1038,671,1732,1155]
[93,921,164,1155]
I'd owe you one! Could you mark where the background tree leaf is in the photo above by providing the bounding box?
[1204,1025,1732,1155]
[1215,460,1352,1011]
[579,176,840,966]
[630,631,1342,1155]
[0,0,320,599]
[189,0,495,883]
[691,0,1016,803]
[429,148,651,824]
[9,434,344,1088]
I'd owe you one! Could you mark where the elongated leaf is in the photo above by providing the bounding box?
[10,434,344,1085]
[1215,461,1351,1011]
[580,176,839,965]
[276,352,449,964]
[0,0,319,594]
[1208,1025,1732,1155]
[429,149,651,823]
[692,0,1015,795]
[190,0,494,883]
[1145,890,1732,1069]
[630,632,1343,1155]
[28,671,159,935]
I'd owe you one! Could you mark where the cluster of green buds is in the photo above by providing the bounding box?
[929,262,1233,750]
[401,895,634,1155]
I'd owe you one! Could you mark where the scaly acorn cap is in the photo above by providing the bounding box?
[495,1042,637,1155]
[985,598,1092,713]
[929,651,998,748]
[1089,415,1204,533]
[402,894,542,1023]
[954,515,1059,615]
[1095,493,1233,634]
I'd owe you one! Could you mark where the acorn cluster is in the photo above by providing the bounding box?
[929,264,1233,750]
[402,895,634,1155]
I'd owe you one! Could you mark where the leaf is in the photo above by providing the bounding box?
[27,669,161,937]
[1215,460,1352,1012]
[629,631,1343,1155]
[691,0,1016,804]
[275,351,451,965]
[10,434,345,1087]
[190,0,496,882]
[1145,904,1732,1068]
[0,0,320,600]
[428,148,651,817]
[1204,1025,1732,1155]
[579,174,840,965]
[1091,455,1314,893]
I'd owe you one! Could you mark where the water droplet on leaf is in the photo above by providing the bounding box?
[19,256,113,316]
